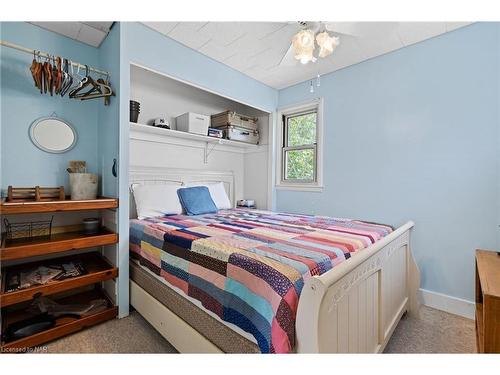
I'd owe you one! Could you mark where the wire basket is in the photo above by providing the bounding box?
[3,216,54,241]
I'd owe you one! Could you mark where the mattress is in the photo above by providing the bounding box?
[130,208,393,353]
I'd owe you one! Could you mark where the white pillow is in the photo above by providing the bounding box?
[132,184,183,219]
[185,181,232,209]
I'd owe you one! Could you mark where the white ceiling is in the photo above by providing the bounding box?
[143,22,472,89]
[27,22,472,88]
[30,22,114,47]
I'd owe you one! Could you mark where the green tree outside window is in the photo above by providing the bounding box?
[284,112,317,181]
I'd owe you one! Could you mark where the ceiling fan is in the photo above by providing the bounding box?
[279,21,359,66]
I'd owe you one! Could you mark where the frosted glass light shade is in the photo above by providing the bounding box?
[292,29,315,64]
[316,31,340,58]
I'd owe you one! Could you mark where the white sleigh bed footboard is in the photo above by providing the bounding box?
[295,221,419,353]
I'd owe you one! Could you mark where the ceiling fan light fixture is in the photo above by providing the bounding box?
[316,31,340,58]
[298,53,314,64]
[292,29,315,64]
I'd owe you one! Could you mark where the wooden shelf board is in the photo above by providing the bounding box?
[1,252,118,307]
[475,249,500,353]
[1,288,117,350]
[476,303,484,353]
[0,229,118,261]
[130,122,260,150]
[476,249,500,297]
[0,197,118,215]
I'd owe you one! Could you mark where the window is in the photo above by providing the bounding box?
[283,111,317,182]
[276,99,323,191]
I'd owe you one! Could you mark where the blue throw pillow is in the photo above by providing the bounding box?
[177,186,218,216]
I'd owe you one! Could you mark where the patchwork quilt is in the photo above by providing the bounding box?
[129,208,393,353]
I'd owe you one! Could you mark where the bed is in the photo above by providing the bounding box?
[129,166,420,353]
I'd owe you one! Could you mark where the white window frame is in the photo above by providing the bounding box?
[275,98,324,192]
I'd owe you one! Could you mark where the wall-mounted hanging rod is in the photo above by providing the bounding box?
[0,39,109,76]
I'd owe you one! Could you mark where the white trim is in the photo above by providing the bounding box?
[278,98,322,115]
[276,184,324,192]
[267,113,276,210]
[275,98,324,191]
[419,288,475,320]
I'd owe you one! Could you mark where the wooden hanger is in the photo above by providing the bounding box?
[25,51,112,103]
[69,65,101,98]
[54,56,63,95]
[103,76,113,106]
[80,77,114,103]
[30,51,38,87]
[42,59,52,95]
[35,53,43,92]
[30,51,43,92]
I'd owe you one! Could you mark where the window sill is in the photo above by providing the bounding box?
[275,184,324,192]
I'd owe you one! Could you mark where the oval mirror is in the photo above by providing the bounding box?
[29,117,77,153]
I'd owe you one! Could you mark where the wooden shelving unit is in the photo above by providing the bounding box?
[1,288,117,350]
[1,229,118,261]
[0,197,118,215]
[1,252,118,307]
[0,197,119,350]
[475,249,500,353]
[476,303,484,353]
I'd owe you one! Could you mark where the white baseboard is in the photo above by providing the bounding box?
[419,288,475,320]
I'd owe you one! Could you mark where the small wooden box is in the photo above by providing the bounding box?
[475,249,500,353]
[7,186,65,202]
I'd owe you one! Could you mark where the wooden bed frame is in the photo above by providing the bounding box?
[129,166,420,353]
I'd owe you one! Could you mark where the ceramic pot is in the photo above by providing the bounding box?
[82,218,100,234]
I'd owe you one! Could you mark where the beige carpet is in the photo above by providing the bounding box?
[45,310,177,353]
[384,306,476,353]
[43,306,475,354]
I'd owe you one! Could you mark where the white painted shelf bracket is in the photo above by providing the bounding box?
[204,141,219,164]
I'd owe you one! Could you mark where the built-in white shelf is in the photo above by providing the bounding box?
[129,122,260,152]
[129,63,271,208]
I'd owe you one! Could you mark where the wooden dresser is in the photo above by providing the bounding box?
[475,249,500,353]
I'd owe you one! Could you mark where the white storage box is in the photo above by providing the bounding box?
[175,112,210,135]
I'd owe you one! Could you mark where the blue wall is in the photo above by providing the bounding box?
[276,23,500,302]
[98,23,120,198]
[0,22,101,191]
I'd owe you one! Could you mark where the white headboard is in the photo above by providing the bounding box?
[129,165,235,219]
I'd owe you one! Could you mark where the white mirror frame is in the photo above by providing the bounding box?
[29,116,78,154]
